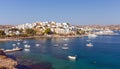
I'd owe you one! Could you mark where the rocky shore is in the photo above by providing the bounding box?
[0,35,84,42]
[0,49,54,69]
[0,50,17,69]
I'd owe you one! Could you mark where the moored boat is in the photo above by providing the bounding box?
[68,56,76,60]
[4,47,22,53]
[62,47,69,50]
[86,43,93,47]
[24,44,31,48]
[88,34,97,38]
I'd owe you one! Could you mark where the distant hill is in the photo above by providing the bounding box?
[0,25,14,30]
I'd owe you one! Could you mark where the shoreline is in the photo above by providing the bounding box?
[0,35,87,42]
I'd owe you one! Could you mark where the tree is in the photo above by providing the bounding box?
[8,28,19,32]
[76,29,86,35]
[44,28,53,35]
[0,30,6,38]
[0,30,5,36]
[76,30,80,35]
[25,29,36,36]
[79,30,85,35]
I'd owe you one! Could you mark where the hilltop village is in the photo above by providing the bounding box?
[0,21,119,38]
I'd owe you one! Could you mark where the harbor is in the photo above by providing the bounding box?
[0,34,120,69]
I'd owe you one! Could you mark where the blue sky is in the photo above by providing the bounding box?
[0,0,120,25]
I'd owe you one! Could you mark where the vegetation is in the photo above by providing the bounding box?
[19,34,28,37]
[76,29,86,35]
[44,28,53,35]
[0,30,5,35]
[79,30,85,35]
[25,28,36,36]
[0,30,6,38]
[8,28,19,32]
[76,30,80,35]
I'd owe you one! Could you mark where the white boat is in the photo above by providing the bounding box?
[68,56,76,60]
[17,42,21,45]
[63,44,68,46]
[23,40,27,43]
[86,43,93,47]
[17,39,22,41]
[88,34,97,38]
[24,49,30,52]
[4,47,22,53]
[12,44,16,46]
[35,44,41,47]
[24,44,30,48]
[62,47,69,50]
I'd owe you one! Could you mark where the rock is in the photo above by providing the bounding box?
[0,50,18,69]
[0,49,5,55]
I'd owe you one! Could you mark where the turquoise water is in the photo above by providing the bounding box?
[0,35,120,69]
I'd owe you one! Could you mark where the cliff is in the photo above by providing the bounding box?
[0,50,17,69]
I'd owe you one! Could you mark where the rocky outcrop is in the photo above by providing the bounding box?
[0,49,5,55]
[0,50,17,69]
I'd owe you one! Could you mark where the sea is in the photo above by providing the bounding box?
[0,31,120,69]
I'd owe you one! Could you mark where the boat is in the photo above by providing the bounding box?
[62,47,69,50]
[86,40,91,42]
[88,34,97,38]
[12,44,16,46]
[17,42,21,45]
[63,44,68,46]
[17,39,22,41]
[24,49,30,52]
[23,40,27,43]
[4,47,22,53]
[24,44,31,48]
[86,43,93,47]
[35,44,41,47]
[68,56,76,60]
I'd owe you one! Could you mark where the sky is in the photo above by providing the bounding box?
[0,0,120,25]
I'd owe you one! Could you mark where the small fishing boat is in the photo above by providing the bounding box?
[63,44,68,46]
[62,47,69,50]
[88,34,97,38]
[35,44,41,47]
[4,47,22,53]
[24,44,31,48]
[68,56,76,60]
[23,40,27,43]
[17,42,21,45]
[12,44,16,46]
[24,49,30,52]
[86,43,93,47]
